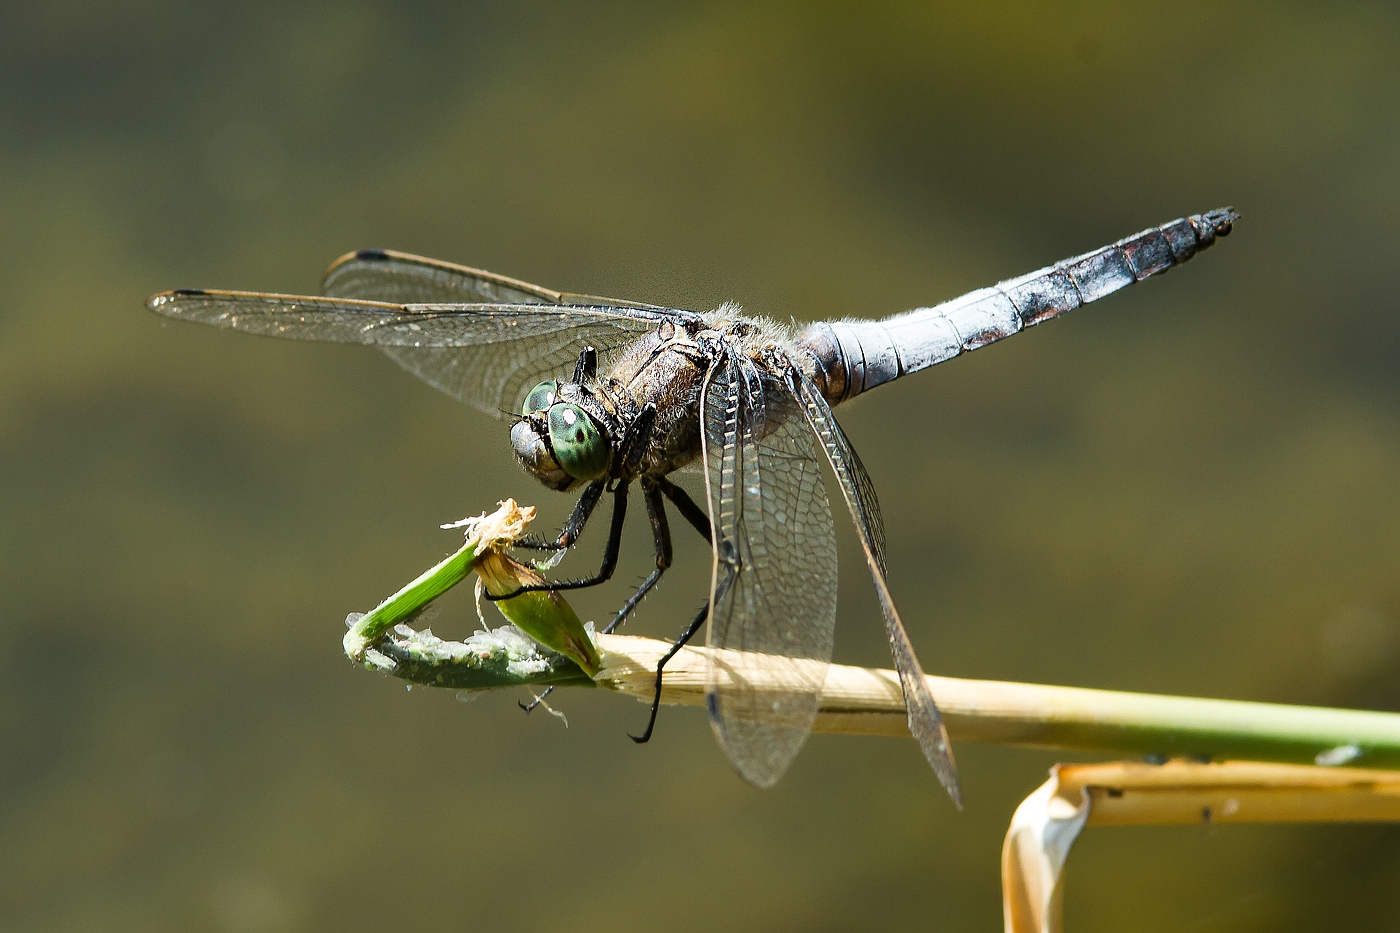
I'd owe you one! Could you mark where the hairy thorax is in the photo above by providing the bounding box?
[599,319,708,476]
[597,308,807,479]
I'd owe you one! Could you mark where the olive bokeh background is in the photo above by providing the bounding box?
[3,3,1400,930]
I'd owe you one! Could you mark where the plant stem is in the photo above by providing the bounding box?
[592,635,1400,768]
[369,630,1400,769]
[343,501,1400,768]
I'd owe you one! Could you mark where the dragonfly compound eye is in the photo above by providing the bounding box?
[510,418,572,490]
[522,379,560,415]
[547,403,611,481]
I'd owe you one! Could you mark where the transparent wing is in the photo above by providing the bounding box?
[321,248,563,304]
[700,350,837,788]
[319,250,678,411]
[322,247,669,310]
[146,288,696,417]
[788,361,962,806]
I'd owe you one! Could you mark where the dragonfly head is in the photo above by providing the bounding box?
[513,380,613,491]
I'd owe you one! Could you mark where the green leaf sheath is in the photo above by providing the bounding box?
[342,531,601,677]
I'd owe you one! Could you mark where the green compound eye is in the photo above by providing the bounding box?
[522,380,559,415]
[547,403,610,481]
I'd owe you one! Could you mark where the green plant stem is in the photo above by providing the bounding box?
[343,538,479,661]
[371,627,1400,769]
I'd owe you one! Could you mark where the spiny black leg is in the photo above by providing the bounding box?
[602,482,673,635]
[525,480,671,714]
[508,539,567,552]
[557,477,607,548]
[654,475,711,544]
[520,687,554,713]
[513,479,606,553]
[629,602,709,744]
[484,481,630,600]
[573,346,598,384]
[617,404,657,476]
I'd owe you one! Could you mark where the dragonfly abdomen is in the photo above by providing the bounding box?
[799,208,1238,405]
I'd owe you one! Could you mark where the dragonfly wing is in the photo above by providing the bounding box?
[788,361,962,806]
[323,247,670,310]
[700,351,837,788]
[323,248,564,304]
[147,288,693,417]
[376,314,646,420]
[320,251,678,411]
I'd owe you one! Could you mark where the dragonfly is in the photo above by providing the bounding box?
[147,207,1238,804]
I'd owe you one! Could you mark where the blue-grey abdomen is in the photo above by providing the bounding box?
[800,208,1237,404]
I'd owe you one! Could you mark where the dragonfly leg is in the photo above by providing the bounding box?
[528,477,686,714]
[519,687,554,714]
[617,403,657,477]
[512,479,606,552]
[484,481,630,600]
[572,345,598,383]
[629,601,709,744]
[602,481,673,634]
[653,475,711,544]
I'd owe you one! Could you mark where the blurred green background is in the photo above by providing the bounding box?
[3,2,1400,930]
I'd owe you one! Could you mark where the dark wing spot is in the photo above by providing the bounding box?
[172,288,207,296]
[355,249,391,261]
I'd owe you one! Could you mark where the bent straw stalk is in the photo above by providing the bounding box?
[1053,758,1400,825]
[1002,760,1400,933]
